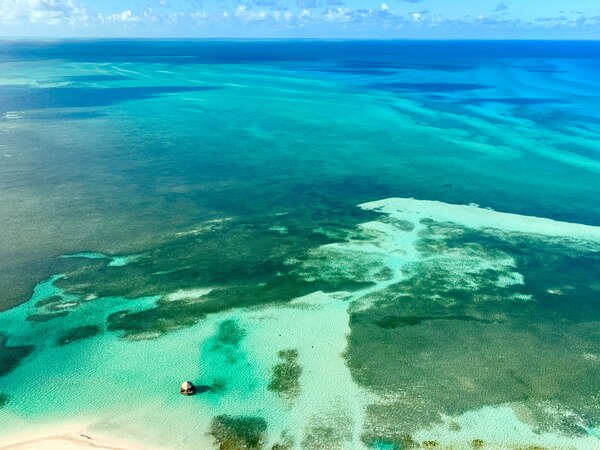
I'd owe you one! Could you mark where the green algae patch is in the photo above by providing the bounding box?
[0,393,9,408]
[268,349,301,399]
[0,336,34,377]
[57,325,101,346]
[471,439,485,448]
[209,415,267,450]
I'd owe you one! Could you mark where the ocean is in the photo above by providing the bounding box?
[0,40,599,449]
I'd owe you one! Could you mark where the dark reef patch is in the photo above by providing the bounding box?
[56,325,101,346]
[26,311,69,322]
[213,320,245,348]
[210,320,246,365]
[35,295,64,308]
[268,349,302,399]
[271,432,294,449]
[375,314,499,328]
[0,336,34,377]
[209,415,267,450]
[379,216,415,232]
[107,302,202,337]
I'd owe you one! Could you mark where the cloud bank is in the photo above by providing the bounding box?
[0,0,598,38]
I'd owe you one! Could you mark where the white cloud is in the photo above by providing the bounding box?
[232,4,297,24]
[106,10,142,23]
[0,0,89,25]
[235,4,270,22]
[272,10,293,22]
[189,11,208,21]
[323,7,353,23]
[0,0,596,36]
[298,8,311,18]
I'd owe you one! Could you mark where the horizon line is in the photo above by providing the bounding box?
[1,36,600,42]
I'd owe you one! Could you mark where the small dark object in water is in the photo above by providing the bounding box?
[180,381,195,395]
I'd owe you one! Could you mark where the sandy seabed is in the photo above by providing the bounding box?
[0,425,148,450]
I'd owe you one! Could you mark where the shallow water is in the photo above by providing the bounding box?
[0,40,599,449]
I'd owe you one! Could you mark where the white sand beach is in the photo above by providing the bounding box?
[0,427,147,450]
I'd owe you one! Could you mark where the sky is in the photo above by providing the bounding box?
[0,0,599,39]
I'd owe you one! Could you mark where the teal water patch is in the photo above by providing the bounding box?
[370,439,399,450]
[0,274,161,379]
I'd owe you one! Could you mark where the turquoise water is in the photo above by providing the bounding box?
[0,40,599,449]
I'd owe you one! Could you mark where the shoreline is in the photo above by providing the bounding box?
[0,426,148,450]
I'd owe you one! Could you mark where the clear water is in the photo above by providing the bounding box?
[0,40,599,449]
